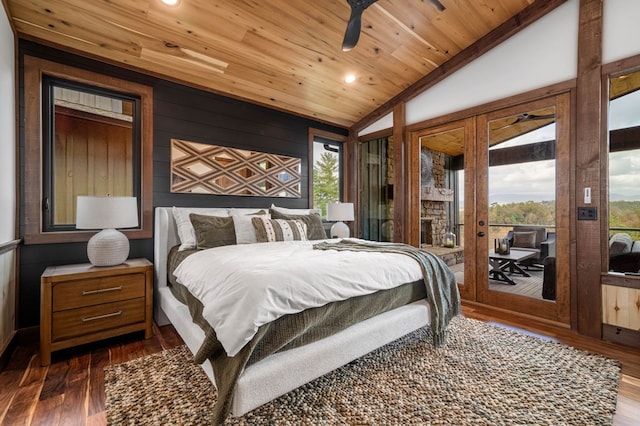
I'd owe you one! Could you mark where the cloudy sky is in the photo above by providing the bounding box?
[474,89,640,205]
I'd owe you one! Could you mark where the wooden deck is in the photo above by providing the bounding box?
[450,262,546,299]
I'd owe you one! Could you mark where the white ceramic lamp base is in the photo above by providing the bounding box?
[330,221,350,238]
[87,228,130,266]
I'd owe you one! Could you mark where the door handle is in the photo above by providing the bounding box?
[477,232,485,237]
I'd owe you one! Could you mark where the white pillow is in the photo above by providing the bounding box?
[270,204,322,216]
[172,206,229,251]
[230,209,270,244]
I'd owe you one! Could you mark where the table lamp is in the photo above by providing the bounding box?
[76,196,139,266]
[326,202,354,238]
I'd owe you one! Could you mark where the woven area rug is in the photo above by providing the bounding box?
[104,316,620,425]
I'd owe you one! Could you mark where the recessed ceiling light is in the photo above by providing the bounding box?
[344,74,356,84]
[161,0,180,6]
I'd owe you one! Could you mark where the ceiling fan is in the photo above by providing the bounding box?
[341,0,447,52]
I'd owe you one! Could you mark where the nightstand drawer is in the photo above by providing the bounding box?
[52,273,145,311]
[52,298,145,342]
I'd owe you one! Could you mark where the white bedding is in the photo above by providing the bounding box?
[173,238,423,357]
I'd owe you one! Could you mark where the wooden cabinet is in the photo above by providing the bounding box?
[601,276,640,349]
[40,258,153,365]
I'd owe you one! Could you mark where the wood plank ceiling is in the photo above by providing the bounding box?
[6,0,538,128]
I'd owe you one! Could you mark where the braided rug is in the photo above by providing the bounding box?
[104,316,620,425]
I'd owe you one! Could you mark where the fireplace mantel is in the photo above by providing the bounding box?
[420,186,454,202]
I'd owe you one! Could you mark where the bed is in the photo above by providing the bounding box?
[153,206,459,424]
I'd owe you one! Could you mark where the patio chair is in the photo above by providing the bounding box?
[506,226,556,269]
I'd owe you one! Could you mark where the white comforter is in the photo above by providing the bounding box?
[173,238,423,357]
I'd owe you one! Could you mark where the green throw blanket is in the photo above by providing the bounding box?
[313,239,461,345]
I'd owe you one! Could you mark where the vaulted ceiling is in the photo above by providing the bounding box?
[5,0,562,128]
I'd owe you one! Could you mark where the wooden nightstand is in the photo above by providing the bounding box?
[40,258,153,366]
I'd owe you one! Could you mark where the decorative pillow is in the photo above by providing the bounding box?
[251,217,308,242]
[512,231,536,249]
[172,206,229,251]
[189,213,236,250]
[270,209,327,240]
[231,210,270,244]
[270,204,322,216]
[609,233,633,256]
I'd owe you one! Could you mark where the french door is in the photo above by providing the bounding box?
[411,93,570,323]
[474,95,570,323]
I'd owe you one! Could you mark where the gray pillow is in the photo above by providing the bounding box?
[609,233,633,256]
[189,213,236,249]
[269,209,327,240]
[512,231,536,249]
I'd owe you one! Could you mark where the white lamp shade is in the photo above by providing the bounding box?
[76,196,139,230]
[76,196,138,267]
[326,202,354,221]
[327,202,354,238]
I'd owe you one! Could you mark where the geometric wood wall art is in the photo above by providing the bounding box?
[170,139,302,198]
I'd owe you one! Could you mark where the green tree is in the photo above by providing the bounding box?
[313,152,339,217]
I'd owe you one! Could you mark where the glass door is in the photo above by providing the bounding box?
[476,95,570,323]
[412,118,475,300]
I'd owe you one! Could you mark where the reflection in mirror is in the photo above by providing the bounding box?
[608,70,640,273]
[487,107,557,301]
[360,136,393,242]
[43,78,140,232]
[419,128,464,284]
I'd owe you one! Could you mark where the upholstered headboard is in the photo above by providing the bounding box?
[154,207,180,291]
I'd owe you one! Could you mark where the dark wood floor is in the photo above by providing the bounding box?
[1,304,638,425]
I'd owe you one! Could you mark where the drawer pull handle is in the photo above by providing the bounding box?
[82,286,123,296]
[82,311,122,322]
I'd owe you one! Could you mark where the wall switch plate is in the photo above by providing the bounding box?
[577,206,597,220]
[584,187,591,204]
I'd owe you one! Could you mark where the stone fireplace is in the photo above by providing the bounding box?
[420,149,453,247]
[419,147,463,266]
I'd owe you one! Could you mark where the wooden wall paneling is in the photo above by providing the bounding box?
[53,110,133,224]
[574,0,603,338]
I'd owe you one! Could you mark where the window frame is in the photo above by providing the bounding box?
[308,128,348,213]
[23,55,153,244]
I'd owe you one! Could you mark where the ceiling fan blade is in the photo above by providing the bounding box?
[342,11,362,51]
[342,0,378,52]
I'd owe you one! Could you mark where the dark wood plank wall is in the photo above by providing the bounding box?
[17,40,346,329]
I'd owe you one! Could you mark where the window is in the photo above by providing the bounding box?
[23,56,153,244]
[309,129,347,218]
[608,69,640,267]
[42,77,141,232]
